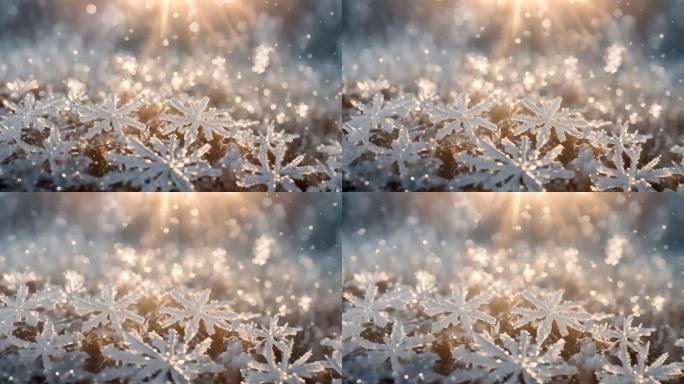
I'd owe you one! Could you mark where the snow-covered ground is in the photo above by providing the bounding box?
[343,0,684,191]
[342,193,684,382]
[0,193,341,383]
[0,0,341,191]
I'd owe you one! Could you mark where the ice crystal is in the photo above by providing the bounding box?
[348,93,398,135]
[360,322,431,377]
[106,137,220,191]
[428,93,497,140]
[73,285,144,335]
[512,289,592,345]
[371,128,429,180]
[0,285,57,327]
[237,142,316,192]
[422,285,495,337]
[242,340,325,384]
[343,282,405,327]
[512,97,589,146]
[450,331,577,383]
[77,94,146,140]
[593,146,672,192]
[161,97,247,145]
[16,320,78,375]
[454,137,573,191]
[160,288,239,342]
[596,343,682,384]
[2,93,62,132]
[101,329,223,383]
[591,315,655,352]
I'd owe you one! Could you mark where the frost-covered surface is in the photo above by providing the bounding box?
[342,0,684,191]
[0,193,341,383]
[0,0,341,191]
[342,193,684,382]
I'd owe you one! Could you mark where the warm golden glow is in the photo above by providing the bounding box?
[476,0,607,55]
[121,0,255,54]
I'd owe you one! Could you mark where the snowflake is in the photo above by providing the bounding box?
[310,155,341,192]
[422,285,496,337]
[359,321,431,377]
[2,93,63,131]
[160,288,239,342]
[31,127,77,174]
[588,122,652,153]
[512,97,589,146]
[511,289,592,345]
[15,320,78,374]
[72,285,144,335]
[593,146,672,191]
[450,330,577,383]
[237,142,316,192]
[101,329,222,383]
[321,337,342,382]
[0,121,29,162]
[371,128,429,179]
[454,137,574,191]
[343,282,405,327]
[77,94,146,139]
[106,136,220,191]
[590,315,655,352]
[160,96,246,144]
[428,93,497,140]
[252,123,298,149]
[347,93,398,135]
[597,343,682,384]
[0,285,57,327]
[247,315,300,352]
[242,340,325,384]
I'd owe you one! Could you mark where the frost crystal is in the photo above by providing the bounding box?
[591,315,655,352]
[160,288,239,342]
[454,137,574,191]
[77,94,146,139]
[512,97,589,146]
[249,316,300,353]
[428,93,497,140]
[242,340,325,384]
[360,322,431,377]
[237,142,316,192]
[371,128,429,179]
[102,329,222,383]
[0,285,56,327]
[450,331,577,383]
[597,343,682,384]
[422,285,495,337]
[73,285,144,335]
[161,97,244,145]
[343,283,404,327]
[16,320,77,374]
[512,289,592,345]
[2,93,62,131]
[593,146,672,191]
[106,137,220,191]
[348,93,398,135]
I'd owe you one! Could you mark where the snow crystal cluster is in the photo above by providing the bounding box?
[342,193,684,382]
[342,0,684,191]
[0,193,341,383]
[0,0,340,191]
